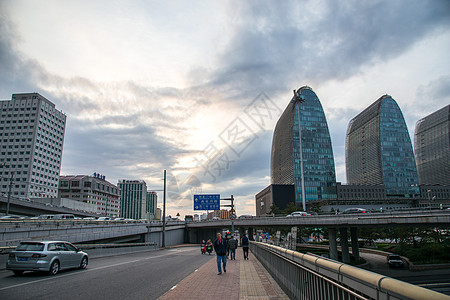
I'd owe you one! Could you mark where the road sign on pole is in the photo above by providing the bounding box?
[193,194,220,210]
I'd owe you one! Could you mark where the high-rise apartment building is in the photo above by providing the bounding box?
[271,86,337,210]
[414,105,450,186]
[59,174,120,217]
[346,95,419,197]
[146,191,158,219]
[0,93,66,199]
[118,180,150,219]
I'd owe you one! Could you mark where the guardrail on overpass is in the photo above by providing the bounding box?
[186,210,450,228]
[250,242,448,300]
[0,219,186,247]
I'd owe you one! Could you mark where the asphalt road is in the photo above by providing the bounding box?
[0,246,214,300]
[360,252,450,295]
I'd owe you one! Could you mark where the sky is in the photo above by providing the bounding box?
[1,0,449,218]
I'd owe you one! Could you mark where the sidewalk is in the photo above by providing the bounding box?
[159,249,289,300]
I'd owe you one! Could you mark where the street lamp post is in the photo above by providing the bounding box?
[162,170,166,248]
[293,89,306,211]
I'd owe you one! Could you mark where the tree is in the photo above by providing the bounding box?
[269,204,282,215]
[283,202,298,215]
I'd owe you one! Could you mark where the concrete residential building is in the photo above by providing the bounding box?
[146,191,158,219]
[271,86,337,210]
[0,93,66,199]
[59,174,120,217]
[118,180,150,220]
[346,95,419,198]
[208,209,231,220]
[414,105,450,186]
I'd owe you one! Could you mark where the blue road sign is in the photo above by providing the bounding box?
[193,194,220,211]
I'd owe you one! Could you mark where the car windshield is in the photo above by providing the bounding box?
[16,243,45,251]
[389,255,401,260]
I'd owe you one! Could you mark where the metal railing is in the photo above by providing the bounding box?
[250,242,448,300]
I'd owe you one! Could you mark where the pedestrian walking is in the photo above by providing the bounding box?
[241,233,249,260]
[226,234,230,258]
[228,235,238,260]
[214,232,227,275]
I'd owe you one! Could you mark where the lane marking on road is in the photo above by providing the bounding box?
[0,248,197,291]
[170,285,177,290]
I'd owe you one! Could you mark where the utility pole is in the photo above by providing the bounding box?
[293,89,306,211]
[162,170,166,248]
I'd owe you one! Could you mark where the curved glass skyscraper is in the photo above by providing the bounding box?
[414,105,450,185]
[271,86,337,210]
[346,95,419,197]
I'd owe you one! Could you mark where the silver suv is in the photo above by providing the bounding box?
[6,241,88,275]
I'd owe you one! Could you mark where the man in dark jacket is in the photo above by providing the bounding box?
[228,236,238,260]
[214,232,227,275]
[241,233,249,260]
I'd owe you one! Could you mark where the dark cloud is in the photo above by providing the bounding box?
[205,0,450,101]
[0,4,41,97]
[415,75,450,113]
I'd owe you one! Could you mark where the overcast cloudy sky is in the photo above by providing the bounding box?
[1,0,449,217]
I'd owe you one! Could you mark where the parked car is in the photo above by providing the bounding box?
[0,215,21,219]
[6,241,88,275]
[287,211,311,217]
[36,214,55,219]
[97,217,111,221]
[341,208,370,214]
[53,214,75,220]
[387,254,404,268]
[238,215,254,219]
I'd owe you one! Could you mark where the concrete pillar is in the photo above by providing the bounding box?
[340,227,350,263]
[328,228,338,261]
[350,227,360,261]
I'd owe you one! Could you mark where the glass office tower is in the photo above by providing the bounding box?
[346,95,419,197]
[271,86,337,210]
[414,105,450,185]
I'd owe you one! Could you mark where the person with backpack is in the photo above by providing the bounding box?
[228,235,238,260]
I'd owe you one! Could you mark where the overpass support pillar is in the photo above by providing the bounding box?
[328,228,338,261]
[340,227,350,263]
[248,228,254,241]
[350,227,360,261]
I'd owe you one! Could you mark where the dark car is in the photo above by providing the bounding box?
[387,254,404,268]
[342,208,370,214]
[6,241,88,275]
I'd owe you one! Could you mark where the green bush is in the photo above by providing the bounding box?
[394,242,450,264]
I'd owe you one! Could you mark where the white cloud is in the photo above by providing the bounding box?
[1,0,449,217]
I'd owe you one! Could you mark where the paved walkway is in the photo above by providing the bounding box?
[159,249,289,300]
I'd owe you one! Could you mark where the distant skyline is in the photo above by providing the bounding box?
[1,1,449,217]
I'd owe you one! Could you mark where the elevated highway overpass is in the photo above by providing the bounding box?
[186,210,450,263]
[1,210,449,262]
[0,219,186,248]
[186,210,450,229]
[0,196,98,218]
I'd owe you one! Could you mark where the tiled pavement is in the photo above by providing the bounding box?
[159,249,289,300]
